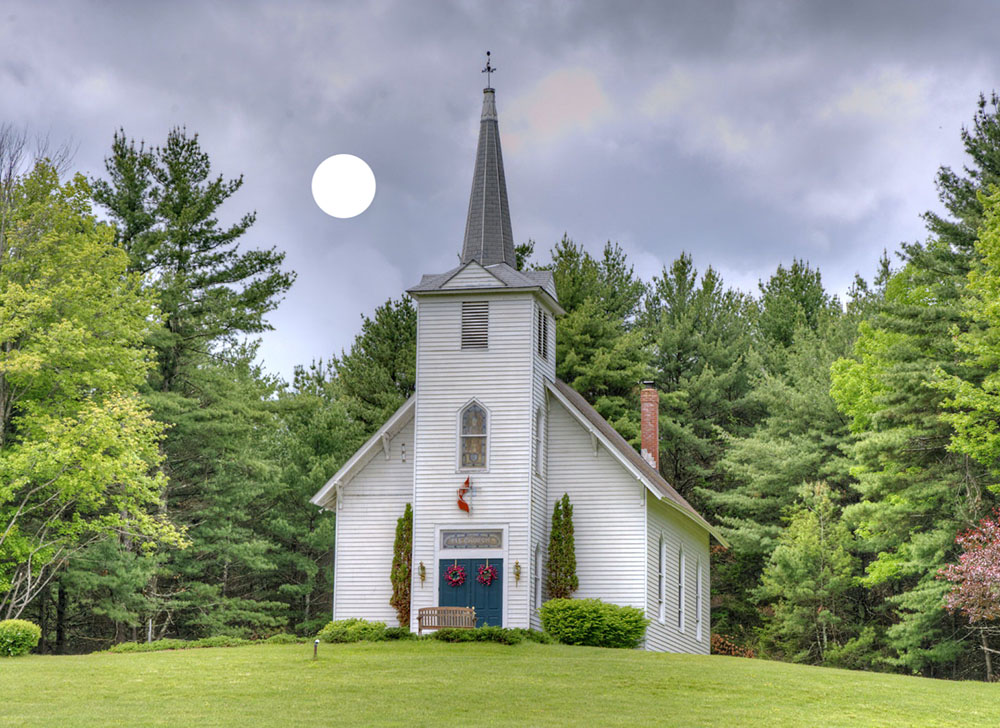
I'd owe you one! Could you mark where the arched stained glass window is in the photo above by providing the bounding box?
[460,402,487,469]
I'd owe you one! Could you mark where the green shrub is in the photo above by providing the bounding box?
[317,619,388,643]
[383,627,417,641]
[510,628,555,644]
[431,626,524,645]
[0,619,41,657]
[539,598,648,648]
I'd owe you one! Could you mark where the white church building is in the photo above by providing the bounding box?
[311,81,727,653]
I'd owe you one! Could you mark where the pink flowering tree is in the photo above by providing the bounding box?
[939,511,1000,681]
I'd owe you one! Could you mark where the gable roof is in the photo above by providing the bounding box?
[309,396,414,509]
[547,379,728,547]
[407,261,563,313]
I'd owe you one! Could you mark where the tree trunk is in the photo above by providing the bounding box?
[38,583,49,655]
[55,582,67,655]
[983,631,994,683]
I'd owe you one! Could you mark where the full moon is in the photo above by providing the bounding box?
[311,154,376,219]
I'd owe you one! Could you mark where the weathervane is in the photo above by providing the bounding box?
[482,51,496,88]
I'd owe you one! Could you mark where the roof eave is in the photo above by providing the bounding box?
[544,380,728,548]
[310,396,415,509]
[406,285,566,316]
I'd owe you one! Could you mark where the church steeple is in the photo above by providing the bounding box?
[461,55,515,267]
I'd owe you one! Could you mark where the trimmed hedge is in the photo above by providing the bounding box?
[431,626,524,645]
[0,619,41,657]
[539,598,648,648]
[108,636,254,653]
[317,619,388,643]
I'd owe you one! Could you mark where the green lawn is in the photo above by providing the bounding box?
[1,641,997,727]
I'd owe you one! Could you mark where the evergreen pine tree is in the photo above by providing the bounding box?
[546,494,578,599]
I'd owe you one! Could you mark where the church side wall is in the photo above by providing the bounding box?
[644,496,711,654]
[545,400,646,609]
[410,293,535,631]
[529,301,557,630]
[333,418,414,627]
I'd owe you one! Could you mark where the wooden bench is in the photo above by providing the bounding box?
[417,606,476,634]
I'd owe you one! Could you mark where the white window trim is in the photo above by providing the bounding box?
[456,399,490,473]
[533,544,542,611]
[658,536,666,623]
[678,547,686,633]
[533,406,545,476]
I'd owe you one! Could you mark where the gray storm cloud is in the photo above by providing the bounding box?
[1,0,995,378]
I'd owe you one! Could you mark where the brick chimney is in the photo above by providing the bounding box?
[640,381,659,470]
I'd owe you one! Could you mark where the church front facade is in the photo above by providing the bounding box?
[311,83,726,653]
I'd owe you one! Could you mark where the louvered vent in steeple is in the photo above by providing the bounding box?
[461,301,489,349]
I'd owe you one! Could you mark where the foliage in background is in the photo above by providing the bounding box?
[390,504,413,627]
[938,511,1000,682]
[828,95,1000,677]
[756,483,859,665]
[546,493,578,600]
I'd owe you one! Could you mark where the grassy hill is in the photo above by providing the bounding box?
[2,641,998,727]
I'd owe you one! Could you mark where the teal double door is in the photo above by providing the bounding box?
[438,558,503,627]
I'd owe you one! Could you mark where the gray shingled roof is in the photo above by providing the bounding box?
[461,88,515,267]
[407,261,561,311]
[549,378,724,543]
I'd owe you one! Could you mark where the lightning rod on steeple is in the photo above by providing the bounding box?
[481,51,496,88]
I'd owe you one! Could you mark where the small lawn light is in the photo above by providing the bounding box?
[313,638,319,661]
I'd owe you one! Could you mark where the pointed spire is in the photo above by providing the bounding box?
[461,76,515,267]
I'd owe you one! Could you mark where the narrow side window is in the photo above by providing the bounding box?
[696,558,703,641]
[678,547,686,632]
[658,536,666,622]
[536,306,549,359]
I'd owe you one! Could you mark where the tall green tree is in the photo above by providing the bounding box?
[0,161,181,620]
[640,253,757,503]
[829,95,1000,677]
[546,237,648,440]
[92,128,295,639]
[757,483,859,665]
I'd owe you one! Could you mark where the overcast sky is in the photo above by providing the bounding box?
[4,1,998,379]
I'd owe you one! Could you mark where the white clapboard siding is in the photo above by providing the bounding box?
[334,418,414,626]
[410,292,538,630]
[529,301,557,629]
[545,399,646,608]
[644,495,711,654]
[440,262,502,289]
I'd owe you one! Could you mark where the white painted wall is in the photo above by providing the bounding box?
[644,495,711,654]
[333,418,414,626]
[545,399,647,609]
[441,263,500,289]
